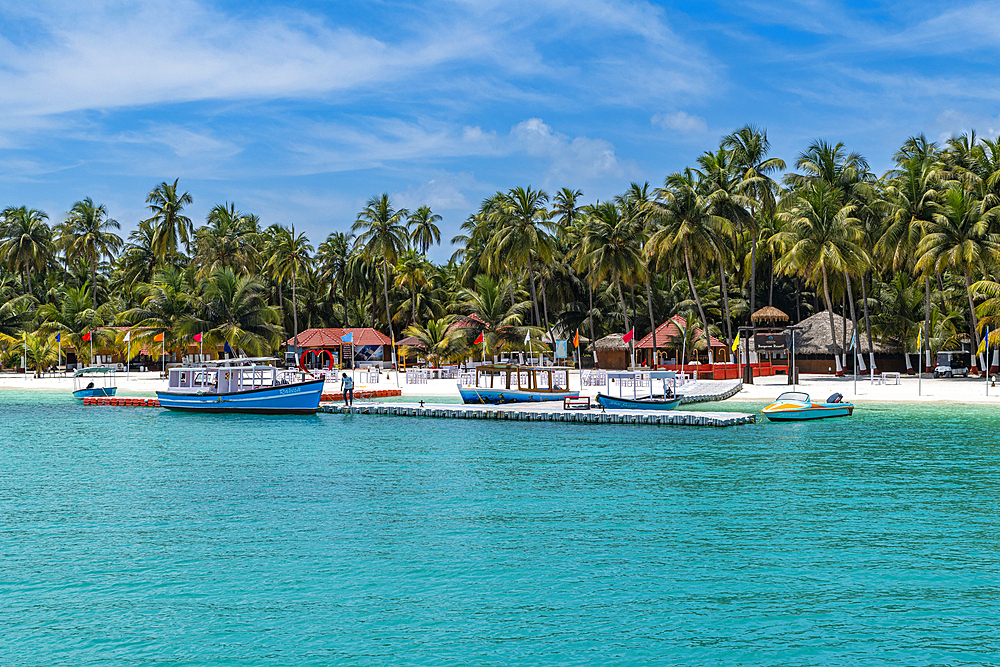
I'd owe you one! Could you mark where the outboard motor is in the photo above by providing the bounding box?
[827,392,843,404]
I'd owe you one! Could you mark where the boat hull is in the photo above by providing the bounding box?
[73,387,117,400]
[762,403,854,421]
[458,387,579,404]
[156,378,324,414]
[595,393,682,410]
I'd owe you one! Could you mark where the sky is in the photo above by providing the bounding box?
[1,0,998,261]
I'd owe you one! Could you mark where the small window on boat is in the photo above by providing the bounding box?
[776,391,809,402]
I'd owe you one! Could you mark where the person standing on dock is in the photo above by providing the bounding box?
[341,372,354,406]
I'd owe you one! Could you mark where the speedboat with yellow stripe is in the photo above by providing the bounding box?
[761,391,854,422]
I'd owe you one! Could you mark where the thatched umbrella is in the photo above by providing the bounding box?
[593,334,630,370]
[750,306,790,325]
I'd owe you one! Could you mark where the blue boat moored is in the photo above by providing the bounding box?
[156,359,324,414]
[72,367,118,401]
[761,391,854,422]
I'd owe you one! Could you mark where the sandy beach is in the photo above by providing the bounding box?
[5,369,1000,405]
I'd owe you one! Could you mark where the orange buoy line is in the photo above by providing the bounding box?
[320,389,401,402]
[82,396,161,408]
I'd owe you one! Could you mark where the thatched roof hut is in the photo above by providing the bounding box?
[791,311,894,355]
[592,334,630,370]
[751,306,790,325]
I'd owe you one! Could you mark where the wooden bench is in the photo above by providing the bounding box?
[563,396,591,411]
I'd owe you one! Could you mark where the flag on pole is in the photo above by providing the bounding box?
[154,332,164,342]
[731,332,740,353]
[193,333,203,343]
[849,330,856,351]
[82,331,91,342]
[123,330,131,343]
[224,340,234,357]
[341,331,354,343]
[916,329,922,351]
[524,330,531,345]
[474,331,484,345]
[573,330,580,348]
[56,333,60,343]
[622,328,634,344]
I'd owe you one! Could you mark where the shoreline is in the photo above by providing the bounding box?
[4,370,1000,406]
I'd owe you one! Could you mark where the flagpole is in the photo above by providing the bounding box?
[918,333,922,397]
[986,326,990,397]
[162,337,165,376]
[90,336,94,369]
[24,332,27,379]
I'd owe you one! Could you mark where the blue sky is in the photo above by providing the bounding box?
[1,0,998,261]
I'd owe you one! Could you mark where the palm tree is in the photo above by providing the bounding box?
[580,201,642,334]
[407,206,442,256]
[552,188,584,230]
[144,179,194,264]
[317,231,354,326]
[458,274,531,361]
[267,225,313,350]
[353,194,409,345]
[122,267,196,361]
[402,317,462,366]
[180,268,284,356]
[774,181,866,373]
[195,203,259,276]
[916,187,1000,370]
[722,125,785,316]
[395,248,432,326]
[58,198,123,310]
[649,171,731,356]
[24,333,58,374]
[487,186,554,328]
[0,206,51,296]
[35,286,111,365]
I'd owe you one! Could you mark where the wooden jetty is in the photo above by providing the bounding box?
[318,402,756,427]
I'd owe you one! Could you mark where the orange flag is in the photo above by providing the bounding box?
[154,333,164,342]
[573,330,580,348]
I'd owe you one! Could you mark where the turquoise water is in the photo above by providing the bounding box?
[3,391,1000,665]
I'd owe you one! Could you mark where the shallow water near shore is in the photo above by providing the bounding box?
[3,390,1000,665]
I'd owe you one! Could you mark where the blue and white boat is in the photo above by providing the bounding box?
[457,364,578,404]
[72,367,118,400]
[596,370,681,410]
[156,358,324,414]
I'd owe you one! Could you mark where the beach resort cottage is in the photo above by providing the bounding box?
[788,311,902,374]
[284,327,394,369]
[634,315,730,366]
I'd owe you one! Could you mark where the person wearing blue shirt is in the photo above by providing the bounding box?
[340,372,354,406]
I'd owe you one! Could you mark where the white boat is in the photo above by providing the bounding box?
[156,358,324,414]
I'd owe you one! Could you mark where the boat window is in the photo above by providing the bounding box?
[776,392,809,402]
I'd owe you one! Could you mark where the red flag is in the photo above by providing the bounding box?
[622,328,634,344]
[573,330,580,348]
[474,331,484,345]
[82,331,91,342]
[154,333,164,342]
[193,333,203,343]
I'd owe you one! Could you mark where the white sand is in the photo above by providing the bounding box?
[4,369,1000,405]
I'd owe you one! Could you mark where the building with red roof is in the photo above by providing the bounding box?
[634,315,731,365]
[284,327,394,368]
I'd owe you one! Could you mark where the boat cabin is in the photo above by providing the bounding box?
[470,364,572,392]
[165,359,309,394]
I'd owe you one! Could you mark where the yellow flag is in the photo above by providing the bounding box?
[916,329,922,351]
[731,333,740,353]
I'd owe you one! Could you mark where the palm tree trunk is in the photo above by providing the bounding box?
[718,261,733,356]
[411,284,417,324]
[684,241,711,357]
[615,275,630,333]
[526,255,542,329]
[965,267,980,372]
[382,261,393,342]
[861,270,876,372]
[822,265,843,373]
[749,235,757,316]
[924,275,932,367]
[796,277,802,322]
[292,267,299,349]
[588,281,596,366]
[25,269,32,297]
[92,253,98,311]
[541,281,555,348]
[645,278,657,368]
[768,254,775,306]
[844,271,865,371]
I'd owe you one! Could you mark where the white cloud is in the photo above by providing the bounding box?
[511,118,631,184]
[652,111,708,135]
[393,172,480,211]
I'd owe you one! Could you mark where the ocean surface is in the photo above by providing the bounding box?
[2,391,1000,665]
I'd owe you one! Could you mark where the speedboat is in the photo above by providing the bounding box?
[761,391,854,422]
[72,367,118,400]
[457,364,578,404]
[156,358,324,414]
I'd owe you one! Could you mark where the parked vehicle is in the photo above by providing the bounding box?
[934,351,970,378]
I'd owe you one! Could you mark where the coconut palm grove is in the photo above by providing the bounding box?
[3,125,1000,373]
